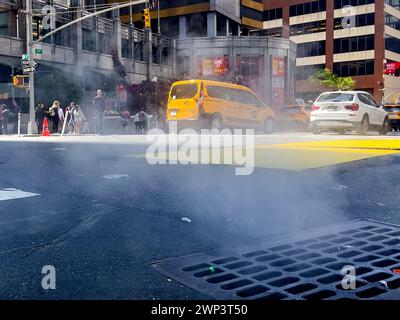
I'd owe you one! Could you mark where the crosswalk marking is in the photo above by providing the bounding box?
[0,188,41,202]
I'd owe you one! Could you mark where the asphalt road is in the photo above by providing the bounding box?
[1,133,400,299]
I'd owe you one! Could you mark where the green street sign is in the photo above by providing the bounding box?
[22,54,30,61]
[34,48,43,54]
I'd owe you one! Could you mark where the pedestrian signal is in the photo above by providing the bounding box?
[13,75,28,88]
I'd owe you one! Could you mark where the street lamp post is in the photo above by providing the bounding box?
[26,0,35,134]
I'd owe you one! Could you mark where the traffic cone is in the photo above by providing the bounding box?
[42,117,50,136]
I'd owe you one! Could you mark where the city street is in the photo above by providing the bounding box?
[1,132,400,299]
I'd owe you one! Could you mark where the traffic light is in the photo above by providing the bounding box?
[141,8,151,29]
[13,75,28,88]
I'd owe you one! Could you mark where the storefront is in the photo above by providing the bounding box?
[176,36,296,108]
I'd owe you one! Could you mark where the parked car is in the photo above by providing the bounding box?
[310,91,389,135]
[276,104,310,131]
[383,104,400,131]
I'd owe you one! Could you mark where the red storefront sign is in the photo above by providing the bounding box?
[385,62,400,75]
[271,56,286,107]
[197,56,230,77]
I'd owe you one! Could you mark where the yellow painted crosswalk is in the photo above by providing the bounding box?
[133,138,400,172]
[253,141,399,171]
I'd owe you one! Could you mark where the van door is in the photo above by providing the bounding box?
[235,89,263,128]
[205,85,241,127]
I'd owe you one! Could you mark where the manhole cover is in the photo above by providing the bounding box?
[150,219,400,300]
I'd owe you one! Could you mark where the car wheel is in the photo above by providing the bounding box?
[210,114,223,131]
[379,117,390,136]
[355,115,369,135]
[263,118,275,134]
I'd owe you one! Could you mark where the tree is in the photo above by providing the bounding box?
[35,66,84,107]
[310,68,356,91]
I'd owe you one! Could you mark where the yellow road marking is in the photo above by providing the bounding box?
[130,139,400,171]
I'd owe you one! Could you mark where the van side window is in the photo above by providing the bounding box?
[207,86,225,100]
[236,90,264,108]
[208,86,236,102]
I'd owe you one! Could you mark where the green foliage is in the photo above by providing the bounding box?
[35,67,84,107]
[310,68,356,91]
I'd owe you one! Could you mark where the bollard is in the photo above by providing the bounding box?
[17,112,21,137]
[61,111,70,136]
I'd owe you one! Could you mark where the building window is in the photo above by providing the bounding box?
[386,36,400,54]
[334,13,374,29]
[82,29,96,52]
[333,35,374,53]
[385,13,400,29]
[290,20,326,36]
[187,13,207,37]
[386,0,400,10]
[296,64,325,80]
[264,8,283,21]
[333,59,374,76]
[0,11,8,36]
[334,0,374,9]
[290,0,326,17]
[297,41,326,58]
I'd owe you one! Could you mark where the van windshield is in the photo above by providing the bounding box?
[317,93,354,102]
[171,84,198,100]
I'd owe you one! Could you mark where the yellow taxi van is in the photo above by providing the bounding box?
[167,79,276,133]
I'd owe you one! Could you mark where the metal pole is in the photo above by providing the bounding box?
[17,112,21,137]
[157,0,160,35]
[26,0,35,135]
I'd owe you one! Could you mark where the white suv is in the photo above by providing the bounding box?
[310,91,389,135]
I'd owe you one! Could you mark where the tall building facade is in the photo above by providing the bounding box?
[114,0,264,38]
[263,0,400,101]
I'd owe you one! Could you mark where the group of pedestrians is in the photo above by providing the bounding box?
[35,101,87,135]
[2,89,153,136]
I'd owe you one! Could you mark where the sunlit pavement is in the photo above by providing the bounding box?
[0,132,400,299]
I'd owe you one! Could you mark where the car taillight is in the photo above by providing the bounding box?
[311,106,320,111]
[345,103,359,111]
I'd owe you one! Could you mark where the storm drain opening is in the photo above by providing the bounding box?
[150,219,400,300]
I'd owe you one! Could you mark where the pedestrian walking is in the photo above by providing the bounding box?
[66,102,76,134]
[11,101,21,134]
[120,107,131,133]
[35,103,45,134]
[0,104,9,135]
[73,105,86,135]
[49,101,60,134]
[133,112,140,134]
[138,109,148,134]
[93,90,105,135]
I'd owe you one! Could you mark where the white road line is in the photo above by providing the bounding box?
[0,188,41,201]
[102,174,130,180]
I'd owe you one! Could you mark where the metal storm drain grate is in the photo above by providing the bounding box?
[150,219,400,300]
